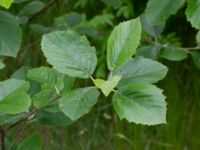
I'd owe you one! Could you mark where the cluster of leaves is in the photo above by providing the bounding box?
[0,0,200,149]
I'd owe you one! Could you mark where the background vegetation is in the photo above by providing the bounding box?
[0,0,200,149]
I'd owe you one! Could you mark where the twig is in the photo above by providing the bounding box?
[141,38,200,53]
[0,126,5,150]
[5,95,61,149]
[19,38,41,53]
[5,109,37,132]
[7,122,28,150]
[28,0,59,22]
[5,95,61,132]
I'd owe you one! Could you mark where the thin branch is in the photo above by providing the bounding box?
[141,38,200,53]
[18,38,41,53]
[7,122,28,150]
[0,126,5,150]
[28,0,59,22]
[5,95,61,132]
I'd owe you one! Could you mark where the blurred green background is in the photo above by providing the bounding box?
[1,0,200,149]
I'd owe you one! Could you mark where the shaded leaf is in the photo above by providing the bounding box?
[196,31,200,44]
[17,132,42,150]
[0,11,22,57]
[27,66,57,85]
[160,45,188,61]
[191,51,200,70]
[185,0,200,29]
[36,111,72,126]
[0,62,5,70]
[59,87,100,120]
[33,84,55,108]
[144,0,185,25]
[18,1,45,16]
[0,79,31,114]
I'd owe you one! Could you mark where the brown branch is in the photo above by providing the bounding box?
[5,95,61,132]
[5,109,37,132]
[28,0,59,22]
[18,38,41,54]
[7,122,28,150]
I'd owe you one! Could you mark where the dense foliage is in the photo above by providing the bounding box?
[0,0,200,149]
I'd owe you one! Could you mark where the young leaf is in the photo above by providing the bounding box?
[0,79,31,114]
[113,57,168,86]
[160,45,188,61]
[144,0,185,25]
[0,0,13,9]
[41,31,97,78]
[0,11,22,57]
[107,18,142,71]
[27,66,57,85]
[93,75,121,96]
[185,0,200,29]
[112,84,167,125]
[59,87,100,121]
[17,132,42,150]
[191,51,200,70]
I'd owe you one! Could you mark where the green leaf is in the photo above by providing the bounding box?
[191,51,200,70]
[0,11,22,57]
[17,132,42,150]
[113,57,168,86]
[144,0,185,25]
[0,0,13,9]
[14,0,30,3]
[41,31,97,78]
[0,113,25,125]
[59,87,100,121]
[18,1,45,16]
[136,45,161,59]
[196,31,200,44]
[112,84,167,125]
[33,84,55,108]
[93,75,121,96]
[27,66,57,85]
[88,13,114,28]
[160,45,188,61]
[185,0,200,29]
[11,66,31,80]
[0,79,31,114]
[0,62,5,70]
[54,12,83,27]
[141,14,165,37]
[36,111,72,126]
[107,18,142,71]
